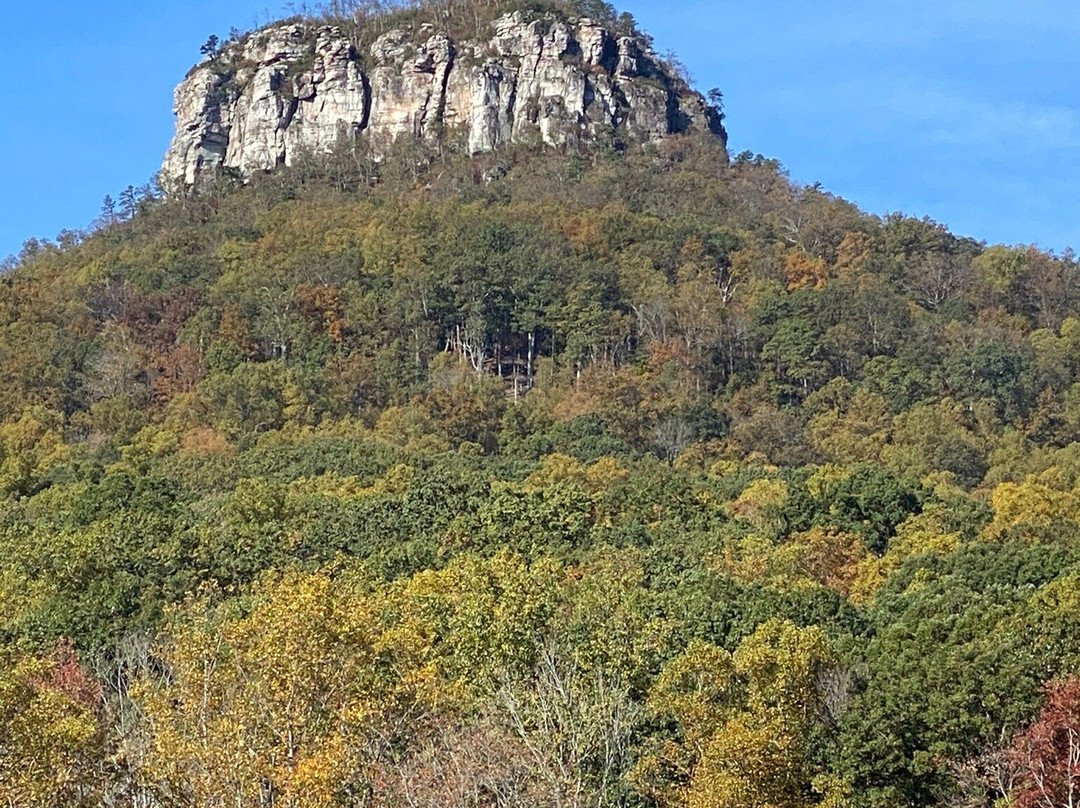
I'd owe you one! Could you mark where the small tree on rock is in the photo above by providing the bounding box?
[200,34,220,60]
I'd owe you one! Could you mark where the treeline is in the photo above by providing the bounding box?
[4,125,1080,807]
[205,0,642,59]
[309,0,637,36]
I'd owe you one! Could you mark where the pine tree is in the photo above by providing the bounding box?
[118,185,138,220]
[99,195,117,227]
[200,34,220,60]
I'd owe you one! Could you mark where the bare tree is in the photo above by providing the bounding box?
[496,643,641,808]
[905,251,972,311]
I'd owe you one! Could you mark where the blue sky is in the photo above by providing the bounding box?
[3,1,1079,260]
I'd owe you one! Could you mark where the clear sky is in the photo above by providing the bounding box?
[3,1,1079,261]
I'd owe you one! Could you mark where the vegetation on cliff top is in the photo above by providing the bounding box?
[201,0,645,64]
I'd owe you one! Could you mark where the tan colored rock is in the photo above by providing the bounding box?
[162,11,726,189]
[366,30,455,143]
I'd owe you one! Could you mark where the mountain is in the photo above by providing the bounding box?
[4,2,1080,808]
[162,8,725,187]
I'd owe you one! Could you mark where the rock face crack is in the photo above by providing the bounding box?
[161,12,726,189]
[534,28,545,75]
[280,96,300,132]
[433,40,456,134]
[359,72,373,131]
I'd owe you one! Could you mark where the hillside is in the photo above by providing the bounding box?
[4,2,1080,807]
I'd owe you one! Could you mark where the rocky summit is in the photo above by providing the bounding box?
[161,11,726,187]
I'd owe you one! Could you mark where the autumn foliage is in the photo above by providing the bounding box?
[3,4,1080,804]
[1010,677,1080,808]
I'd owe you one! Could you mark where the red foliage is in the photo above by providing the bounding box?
[38,638,104,713]
[1009,676,1080,808]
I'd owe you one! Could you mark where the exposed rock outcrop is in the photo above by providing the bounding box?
[162,12,726,188]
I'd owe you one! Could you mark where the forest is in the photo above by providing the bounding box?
[5,2,1080,806]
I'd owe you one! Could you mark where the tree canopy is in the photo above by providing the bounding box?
[1,66,1079,807]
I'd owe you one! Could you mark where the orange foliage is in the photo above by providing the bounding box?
[180,426,235,456]
[646,340,695,375]
[152,344,205,404]
[791,527,866,597]
[784,251,830,291]
[562,212,606,257]
[833,232,873,276]
[297,284,347,346]
[217,304,254,355]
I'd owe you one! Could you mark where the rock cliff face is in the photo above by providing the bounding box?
[162,12,726,187]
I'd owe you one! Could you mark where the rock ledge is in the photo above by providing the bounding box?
[162,12,726,188]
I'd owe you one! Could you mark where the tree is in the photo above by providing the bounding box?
[640,620,841,808]
[99,195,117,227]
[497,641,642,808]
[812,464,923,555]
[118,185,138,220]
[136,569,439,808]
[1009,677,1080,808]
[707,88,725,119]
[199,33,220,60]
[806,384,891,465]
[0,644,109,808]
